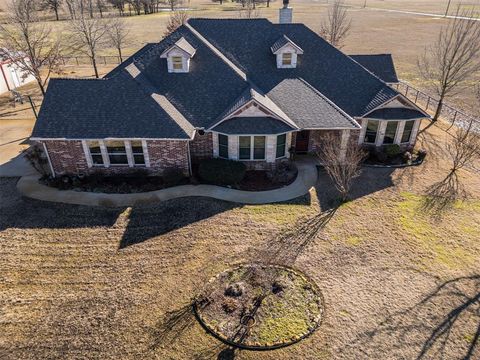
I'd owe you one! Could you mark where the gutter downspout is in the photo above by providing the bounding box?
[42,142,56,178]
[186,140,193,177]
[0,63,11,91]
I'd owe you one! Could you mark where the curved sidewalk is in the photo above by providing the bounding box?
[16,159,318,207]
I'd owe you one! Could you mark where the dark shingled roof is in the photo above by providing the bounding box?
[349,54,399,83]
[365,107,427,120]
[212,117,295,134]
[33,19,408,139]
[188,19,398,117]
[31,74,194,139]
[267,78,359,129]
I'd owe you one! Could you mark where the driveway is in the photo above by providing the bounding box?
[0,118,37,177]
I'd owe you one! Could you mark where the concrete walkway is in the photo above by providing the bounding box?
[16,158,318,207]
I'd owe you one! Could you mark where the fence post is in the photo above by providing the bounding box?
[75,57,79,66]
[415,90,419,103]
[104,56,107,65]
[426,97,430,111]
[405,85,409,97]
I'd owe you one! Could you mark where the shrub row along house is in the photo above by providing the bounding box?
[31,7,428,178]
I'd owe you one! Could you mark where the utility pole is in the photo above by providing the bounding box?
[363,0,367,8]
[445,0,452,17]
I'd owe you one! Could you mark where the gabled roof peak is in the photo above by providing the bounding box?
[160,36,197,58]
[271,34,304,54]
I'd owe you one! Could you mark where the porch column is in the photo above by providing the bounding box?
[339,129,350,163]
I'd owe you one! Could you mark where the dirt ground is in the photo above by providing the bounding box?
[0,120,479,359]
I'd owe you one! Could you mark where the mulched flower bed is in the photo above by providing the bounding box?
[194,264,324,349]
[230,170,297,191]
[365,149,427,167]
[40,174,189,194]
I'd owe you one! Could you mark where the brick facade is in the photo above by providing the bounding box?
[307,129,361,153]
[43,139,190,176]
[147,140,190,175]
[189,132,213,161]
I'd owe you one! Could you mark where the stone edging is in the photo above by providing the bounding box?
[193,263,325,351]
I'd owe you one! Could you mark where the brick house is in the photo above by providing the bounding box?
[31,7,428,178]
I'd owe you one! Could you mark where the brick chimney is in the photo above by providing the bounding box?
[279,0,292,24]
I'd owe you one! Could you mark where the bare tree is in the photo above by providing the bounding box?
[319,0,351,49]
[238,0,259,19]
[0,0,63,95]
[164,0,183,11]
[164,10,188,37]
[447,119,480,175]
[68,11,108,78]
[42,0,63,20]
[417,6,480,122]
[316,132,366,202]
[106,18,130,63]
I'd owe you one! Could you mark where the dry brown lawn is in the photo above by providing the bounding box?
[0,120,479,359]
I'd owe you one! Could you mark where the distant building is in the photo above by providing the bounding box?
[0,48,36,94]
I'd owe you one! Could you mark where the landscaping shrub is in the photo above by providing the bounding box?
[417,149,427,161]
[162,168,186,186]
[225,282,244,297]
[267,161,298,184]
[222,298,238,313]
[385,144,401,158]
[23,144,50,176]
[198,158,246,185]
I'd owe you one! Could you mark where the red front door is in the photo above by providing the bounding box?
[295,130,310,153]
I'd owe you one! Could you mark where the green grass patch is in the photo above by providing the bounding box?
[396,192,478,269]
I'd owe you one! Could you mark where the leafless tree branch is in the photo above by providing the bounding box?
[0,0,64,95]
[319,0,351,49]
[417,5,480,121]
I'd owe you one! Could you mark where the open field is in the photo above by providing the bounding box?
[1,121,479,359]
[0,0,478,120]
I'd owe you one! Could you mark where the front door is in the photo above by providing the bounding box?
[295,130,310,153]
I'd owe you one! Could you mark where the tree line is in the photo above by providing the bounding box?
[16,0,186,21]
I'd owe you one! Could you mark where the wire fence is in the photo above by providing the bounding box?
[61,55,127,66]
[391,80,480,133]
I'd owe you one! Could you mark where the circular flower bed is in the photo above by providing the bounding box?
[194,264,324,350]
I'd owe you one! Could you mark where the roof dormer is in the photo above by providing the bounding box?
[271,35,303,69]
[160,37,196,73]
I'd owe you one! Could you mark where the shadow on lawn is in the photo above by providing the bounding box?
[118,197,241,249]
[339,273,480,359]
[314,166,396,212]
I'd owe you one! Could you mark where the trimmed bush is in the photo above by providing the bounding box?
[163,168,186,186]
[198,158,246,185]
[385,144,401,158]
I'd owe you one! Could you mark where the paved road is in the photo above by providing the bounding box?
[365,7,480,21]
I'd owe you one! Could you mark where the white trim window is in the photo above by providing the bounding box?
[218,134,229,158]
[383,121,399,144]
[364,120,379,144]
[105,140,129,166]
[401,120,415,143]
[276,133,287,158]
[239,136,266,160]
[87,140,104,166]
[130,140,146,166]
[85,140,149,168]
